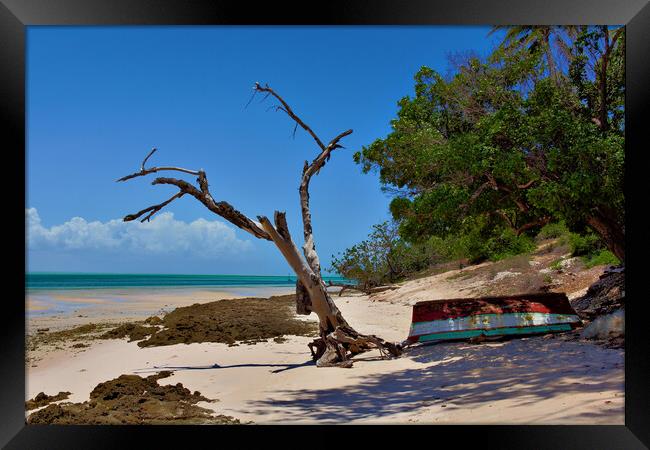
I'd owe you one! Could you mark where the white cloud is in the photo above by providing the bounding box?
[26,208,253,258]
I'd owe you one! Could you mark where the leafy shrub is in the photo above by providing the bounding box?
[423,218,537,264]
[565,231,619,267]
[536,221,569,241]
[330,221,441,289]
[484,228,536,261]
[568,232,602,257]
[583,250,620,268]
[426,230,483,263]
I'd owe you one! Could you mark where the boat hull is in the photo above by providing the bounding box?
[407,292,582,344]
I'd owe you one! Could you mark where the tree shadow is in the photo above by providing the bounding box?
[135,359,316,374]
[246,337,624,422]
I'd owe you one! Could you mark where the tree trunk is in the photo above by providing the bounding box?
[257,212,401,367]
[295,280,312,315]
[587,211,625,263]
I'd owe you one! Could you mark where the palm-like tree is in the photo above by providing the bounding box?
[489,26,577,84]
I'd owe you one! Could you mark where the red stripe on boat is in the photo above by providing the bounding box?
[411,293,576,323]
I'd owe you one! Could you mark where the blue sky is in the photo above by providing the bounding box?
[27,26,500,275]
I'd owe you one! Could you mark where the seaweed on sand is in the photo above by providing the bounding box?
[26,371,240,425]
[137,294,318,347]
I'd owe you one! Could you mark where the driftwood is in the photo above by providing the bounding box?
[326,281,400,297]
[118,82,402,367]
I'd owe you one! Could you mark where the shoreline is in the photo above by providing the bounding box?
[26,286,297,337]
[26,282,624,424]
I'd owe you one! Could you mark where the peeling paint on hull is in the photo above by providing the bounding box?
[407,292,582,344]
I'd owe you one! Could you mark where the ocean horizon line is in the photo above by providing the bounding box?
[26,271,343,277]
[26,272,354,291]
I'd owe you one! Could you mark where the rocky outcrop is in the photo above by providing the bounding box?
[571,267,624,320]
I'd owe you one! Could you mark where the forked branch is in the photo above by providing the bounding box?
[254,82,327,150]
[124,191,185,222]
[118,150,271,240]
[117,148,201,182]
[253,82,352,275]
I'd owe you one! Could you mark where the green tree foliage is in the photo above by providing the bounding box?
[354,26,625,263]
[330,221,437,289]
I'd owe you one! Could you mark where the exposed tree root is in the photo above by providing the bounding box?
[308,325,402,368]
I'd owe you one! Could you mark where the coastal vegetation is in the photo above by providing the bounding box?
[339,26,624,287]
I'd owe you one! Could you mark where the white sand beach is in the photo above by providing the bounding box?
[26,269,624,425]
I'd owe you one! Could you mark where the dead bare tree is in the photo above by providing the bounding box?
[117,82,402,367]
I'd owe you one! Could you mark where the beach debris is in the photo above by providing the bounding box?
[26,371,240,425]
[406,292,582,345]
[26,391,71,410]
[326,280,399,297]
[36,328,49,333]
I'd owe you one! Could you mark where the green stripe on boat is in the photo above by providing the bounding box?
[417,323,573,343]
[409,312,580,337]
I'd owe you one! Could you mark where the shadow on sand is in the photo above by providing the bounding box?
[244,337,624,423]
[136,359,316,374]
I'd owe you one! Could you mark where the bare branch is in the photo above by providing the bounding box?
[252,83,353,275]
[117,166,201,182]
[254,82,327,150]
[244,90,257,109]
[299,129,353,274]
[123,191,185,222]
[141,148,157,171]
[116,148,201,182]
[119,149,271,240]
[150,177,272,241]
[273,211,292,241]
[257,215,316,282]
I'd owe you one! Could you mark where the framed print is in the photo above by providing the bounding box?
[2,0,649,448]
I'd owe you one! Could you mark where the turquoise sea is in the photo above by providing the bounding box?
[26,272,354,291]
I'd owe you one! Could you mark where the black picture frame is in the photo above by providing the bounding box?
[2,0,648,448]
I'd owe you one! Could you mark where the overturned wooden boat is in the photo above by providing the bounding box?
[406,292,582,345]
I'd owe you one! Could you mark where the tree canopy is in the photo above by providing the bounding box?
[353,26,624,263]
